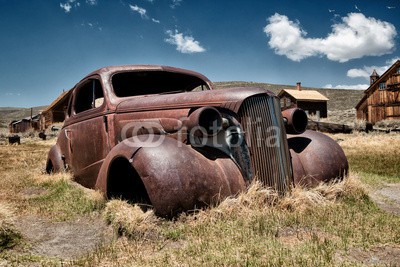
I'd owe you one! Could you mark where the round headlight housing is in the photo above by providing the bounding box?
[186,107,223,137]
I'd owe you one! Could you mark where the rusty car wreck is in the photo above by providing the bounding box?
[46,65,348,217]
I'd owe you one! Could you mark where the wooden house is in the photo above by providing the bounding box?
[40,89,72,130]
[278,83,329,118]
[9,114,41,133]
[356,60,400,123]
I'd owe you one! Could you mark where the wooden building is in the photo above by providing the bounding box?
[9,114,41,133]
[356,60,400,123]
[278,83,329,118]
[40,89,72,130]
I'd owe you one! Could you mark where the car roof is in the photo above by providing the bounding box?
[83,65,212,86]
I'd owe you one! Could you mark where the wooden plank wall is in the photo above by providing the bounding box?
[364,72,400,123]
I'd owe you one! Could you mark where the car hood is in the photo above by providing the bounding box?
[115,87,275,114]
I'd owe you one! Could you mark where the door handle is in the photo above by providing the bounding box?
[65,129,73,153]
[65,129,72,140]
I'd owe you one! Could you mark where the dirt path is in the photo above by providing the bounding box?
[369,183,400,216]
[336,183,400,266]
[13,213,114,260]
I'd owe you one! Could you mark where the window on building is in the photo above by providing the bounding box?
[396,67,400,75]
[286,98,291,107]
[379,82,386,90]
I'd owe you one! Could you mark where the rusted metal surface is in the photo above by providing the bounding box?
[46,65,349,216]
[281,108,308,134]
[287,130,349,187]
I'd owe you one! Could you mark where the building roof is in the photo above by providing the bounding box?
[365,60,400,94]
[9,114,40,125]
[355,94,367,109]
[278,89,329,101]
[371,69,379,78]
[42,89,72,114]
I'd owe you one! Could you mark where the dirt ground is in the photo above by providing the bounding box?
[10,213,114,262]
[14,214,113,259]
[369,183,400,216]
[335,244,400,266]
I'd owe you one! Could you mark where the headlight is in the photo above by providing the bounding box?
[186,107,222,137]
[282,108,308,134]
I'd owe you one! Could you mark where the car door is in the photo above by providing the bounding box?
[67,77,110,188]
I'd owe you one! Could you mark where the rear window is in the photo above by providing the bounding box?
[111,71,209,97]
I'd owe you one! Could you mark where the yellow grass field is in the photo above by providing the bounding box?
[0,132,399,266]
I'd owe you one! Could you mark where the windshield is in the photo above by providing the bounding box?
[112,71,210,97]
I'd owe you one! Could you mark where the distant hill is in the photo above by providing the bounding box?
[0,82,365,128]
[214,82,364,111]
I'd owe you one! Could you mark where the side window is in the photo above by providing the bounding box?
[67,93,73,117]
[74,79,104,114]
[379,82,386,90]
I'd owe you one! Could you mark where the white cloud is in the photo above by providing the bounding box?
[129,4,147,19]
[165,30,206,54]
[60,0,88,13]
[324,84,368,90]
[152,18,160,23]
[86,0,97,5]
[170,0,182,9]
[81,21,102,31]
[347,57,400,80]
[60,2,72,13]
[263,13,397,62]
[4,92,21,96]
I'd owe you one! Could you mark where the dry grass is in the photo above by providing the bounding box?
[0,203,21,251]
[0,139,105,221]
[92,174,384,266]
[279,175,365,212]
[104,200,159,239]
[318,109,357,125]
[0,133,399,266]
[333,132,400,183]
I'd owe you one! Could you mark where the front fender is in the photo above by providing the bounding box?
[46,145,64,173]
[288,130,348,187]
[96,135,246,216]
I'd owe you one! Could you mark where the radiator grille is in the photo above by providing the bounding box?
[238,95,293,192]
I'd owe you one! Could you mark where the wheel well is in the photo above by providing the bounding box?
[107,157,152,206]
[46,159,54,174]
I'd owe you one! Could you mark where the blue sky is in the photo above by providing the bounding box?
[0,0,399,107]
